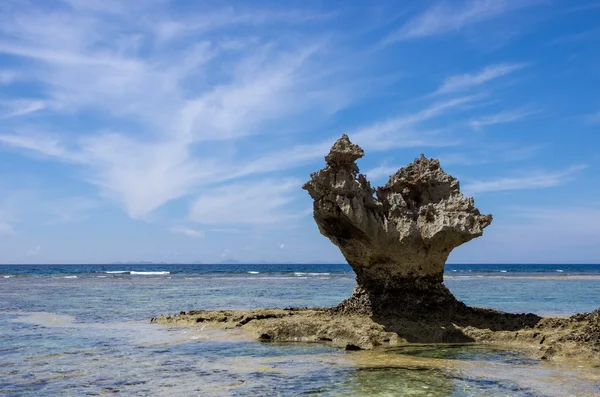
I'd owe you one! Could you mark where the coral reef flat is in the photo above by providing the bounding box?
[153,135,600,365]
[152,307,600,364]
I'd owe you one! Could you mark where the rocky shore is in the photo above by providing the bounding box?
[152,135,600,364]
[152,307,600,362]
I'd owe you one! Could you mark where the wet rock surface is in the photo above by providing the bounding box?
[153,307,600,363]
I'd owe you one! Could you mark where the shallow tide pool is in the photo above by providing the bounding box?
[1,267,600,396]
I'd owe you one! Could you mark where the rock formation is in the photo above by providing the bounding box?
[303,134,492,316]
[154,134,600,363]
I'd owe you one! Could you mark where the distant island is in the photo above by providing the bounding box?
[219,259,240,264]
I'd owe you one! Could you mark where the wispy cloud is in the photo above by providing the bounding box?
[154,8,336,42]
[0,70,18,84]
[42,197,98,224]
[0,221,13,234]
[384,0,541,43]
[351,96,477,150]
[0,2,362,220]
[0,187,98,232]
[463,165,587,195]
[0,133,73,158]
[546,28,600,46]
[0,100,46,119]
[434,63,528,96]
[1,93,485,219]
[0,191,21,234]
[26,245,41,256]
[453,204,600,263]
[585,110,600,124]
[0,1,561,240]
[170,226,205,239]
[565,2,600,13]
[232,96,480,179]
[363,165,399,181]
[439,144,543,166]
[469,107,541,130]
[189,179,302,225]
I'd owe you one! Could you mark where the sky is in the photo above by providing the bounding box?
[0,0,599,264]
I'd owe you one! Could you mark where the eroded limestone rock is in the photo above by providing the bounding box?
[303,134,492,315]
[153,134,600,363]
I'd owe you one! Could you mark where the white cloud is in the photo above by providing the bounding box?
[0,221,13,234]
[565,3,600,13]
[0,185,99,233]
[60,0,131,14]
[279,243,285,249]
[385,0,541,43]
[0,1,552,236]
[42,197,98,224]
[454,204,600,263]
[0,133,72,158]
[178,45,326,143]
[0,70,18,84]
[0,100,46,119]
[0,192,20,234]
[363,165,399,181]
[469,107,541,130]
[546,28,600,46]
[585,110,600,124]
[0,3,361,221]
[436,144,544,166]
[170,226,205,239]
[350,96,476,151]
[189,179,302,225]
[463,165,587,195]
[26,245,41,256]
[185,96,479,183]
[154,8,336,42]
[435,63,528,96]
[79,136,217,219]
[234,140,334,178]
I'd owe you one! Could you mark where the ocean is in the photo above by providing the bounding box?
[2,263,600,396]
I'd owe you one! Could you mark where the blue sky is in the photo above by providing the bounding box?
[0,0,599,264]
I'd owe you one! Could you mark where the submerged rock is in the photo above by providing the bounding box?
[303,134,492,316]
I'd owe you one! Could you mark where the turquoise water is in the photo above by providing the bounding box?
[1,264,600,396]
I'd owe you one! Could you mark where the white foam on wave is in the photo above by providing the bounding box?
[247,271,260,274]
[130,271,170,275]
[500,270,507,273]
[294,272,330,276]
[96,275,108,278]
[222,276,304,280]
[3,275,14,278]
[105,271,129,274]
[556,270,564,273]
[63,275,78,279]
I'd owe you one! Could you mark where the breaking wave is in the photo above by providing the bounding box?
[104,271,171,275]
[130,271,170,275]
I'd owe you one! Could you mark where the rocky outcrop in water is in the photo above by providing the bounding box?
[153,134,600,364]
[303,134,492,316]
